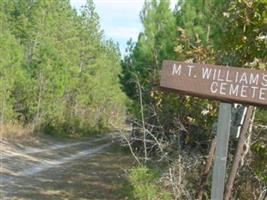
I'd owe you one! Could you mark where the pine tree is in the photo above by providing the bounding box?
[1,0,126,135]
[0,2,24,123]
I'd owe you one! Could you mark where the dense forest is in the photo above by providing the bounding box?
[120,0,267,199]
[1,0,267,199]
[0,0,126,136]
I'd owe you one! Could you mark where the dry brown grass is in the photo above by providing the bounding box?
[0,122,33,139]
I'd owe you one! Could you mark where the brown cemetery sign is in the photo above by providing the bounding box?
[160,60,267,107]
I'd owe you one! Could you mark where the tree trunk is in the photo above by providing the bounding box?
[136,76,148,162]
[224,106,254,200]
[196,136,216,200]
[33,72,43,132]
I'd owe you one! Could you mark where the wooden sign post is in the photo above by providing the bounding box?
[160,60,267,200]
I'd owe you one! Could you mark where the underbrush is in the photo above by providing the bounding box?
[126,166,172,200]
[0,122,33,139]
[0,120,112,139]
[123,132,267,200]
[40,121,110,138]
[125,149,204,200]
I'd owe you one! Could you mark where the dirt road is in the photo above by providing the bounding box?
[0,134,133,200]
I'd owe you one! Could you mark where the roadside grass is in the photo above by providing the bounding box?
[0,122,33,139]
[0,121,110,140]
[124,166,172,200]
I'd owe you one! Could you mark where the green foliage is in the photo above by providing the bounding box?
[121,0,177,95]
[127,166,172,200]
[211,0,267,185]
[121,0,267,198]
[0,0,127,136]
[251,137,267,182]
[0,6,24,121]
[212,0,267,67]
[120,0,187,137]
[121,0,218,141]
[255,109,267,123]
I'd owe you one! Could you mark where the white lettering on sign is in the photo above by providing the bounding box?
[172,64,182,76]
[229,84,239,96]
[204,68,267,100]
[171,64,267,101]
[210,82,218,93]
[241,85,248,98]
[186,65,195,77]
[225,70,232,83]
[202,68,212,79]
[251,86,258,98]
[259,88,267,100]
[239,73,248,84]
[249,73,259,85]
[262,74,267,86]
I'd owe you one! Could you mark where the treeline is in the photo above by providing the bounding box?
[121,0,267,198]
[0,0,126,136]
[121,0,266,130]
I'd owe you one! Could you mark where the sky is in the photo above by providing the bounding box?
[70,0,177,55]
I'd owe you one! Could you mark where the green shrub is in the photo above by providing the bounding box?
[127,166,171,200]
[251,139,267,183]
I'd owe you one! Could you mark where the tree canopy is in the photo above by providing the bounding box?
[0,0,127,136]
